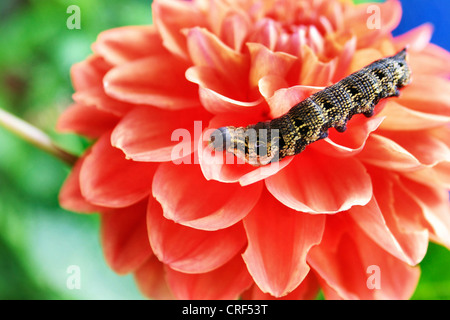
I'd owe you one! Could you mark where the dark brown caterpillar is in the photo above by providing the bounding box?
[209,48,411,166]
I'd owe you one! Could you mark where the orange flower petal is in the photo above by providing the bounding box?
[204,0,235,37]
[238,157,294,186]
[93,25,167,65]
[56,103,119,139]
[152,0,207,59]
[152,162,263,231]
[104,56,199,109]
[380,130,450,166]
[397,75,450,116]
[198,148,257,183]
[258,74,289,100]
[408,43,450,77]
[265,149,372,213]
[331,36,357,82]
[72,88,133,116]
[308,215,420,300]
[357,134,423,171]
[59,0,450,301]
[348,48,383,73]
[351,171,429,266]
[70,55,133,116]
[80,133,158,207]
[350,198,428,266]
[247,42,297,89]
[59,152,104,213]
[70,55,111,91]
[242,192,325,297]
[378,101,450,131]
[311,114,384,158]
[101,200,152,274]
[186,66,264,114]
[242,272,320,300]
[344,0,402,48]
[220,11,251,52]
[278,28,306,57]
[400,177,450,249]
[147,198,247,273]
[134,255,174,300]
[267,85,324,118]
[111,106,209,162]
[185,27,254,111]
[394,23,433,52]
[300,45,336,85]
[307,25,325,55]
[186,27,248,88]
[247,18,279,52]
[166,254,253,299]
[403,161,450,189]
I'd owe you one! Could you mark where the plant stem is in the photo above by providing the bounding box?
[0,108,78,166]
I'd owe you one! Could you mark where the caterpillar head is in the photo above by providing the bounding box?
[208,125,280,166]
[209,127,231,152]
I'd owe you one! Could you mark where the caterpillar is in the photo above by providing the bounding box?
[209,47,411,166]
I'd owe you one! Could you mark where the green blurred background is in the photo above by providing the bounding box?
[0,0,449,299]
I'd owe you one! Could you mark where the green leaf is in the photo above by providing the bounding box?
[413,242,450,300]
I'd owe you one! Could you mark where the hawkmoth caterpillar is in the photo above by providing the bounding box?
[209,48,411,166]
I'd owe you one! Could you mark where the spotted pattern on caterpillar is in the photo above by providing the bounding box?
[209,48,411,166]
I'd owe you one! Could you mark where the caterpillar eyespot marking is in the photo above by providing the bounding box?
[209,48,412,166]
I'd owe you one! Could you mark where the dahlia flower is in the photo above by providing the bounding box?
[57,0,450,300]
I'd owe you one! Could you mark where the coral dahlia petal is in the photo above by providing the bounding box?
[152,0,207,59]
[58,0,450,300]
[394,23,433,52]
[166,254,253,300]
[111,106,209,162]
[71,55,110,91]
[56,103,119,140]
[104,56,199,109]
[267,85,324,118]
[147,198,247,273]
[312,114,384,157]
[265,149,372,213]
[152,162,262,230]
[93,26,167,66]
[378,101,450,131]
[59,152,104,213]
[308,215,420,300]
[101,200,153,274]
[357,134,423,171]
[380,130,450,166]
[242,272,320,300]
[134,255,174,300]
[400,177,450,248]
[242,191,325,297]
[80,133,157,207]
[398,76,450,116]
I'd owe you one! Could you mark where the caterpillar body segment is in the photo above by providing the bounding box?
[209,48,411,166]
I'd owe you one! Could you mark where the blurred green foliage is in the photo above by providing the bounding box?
[0,0,449,300]
[0,0,152,300]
